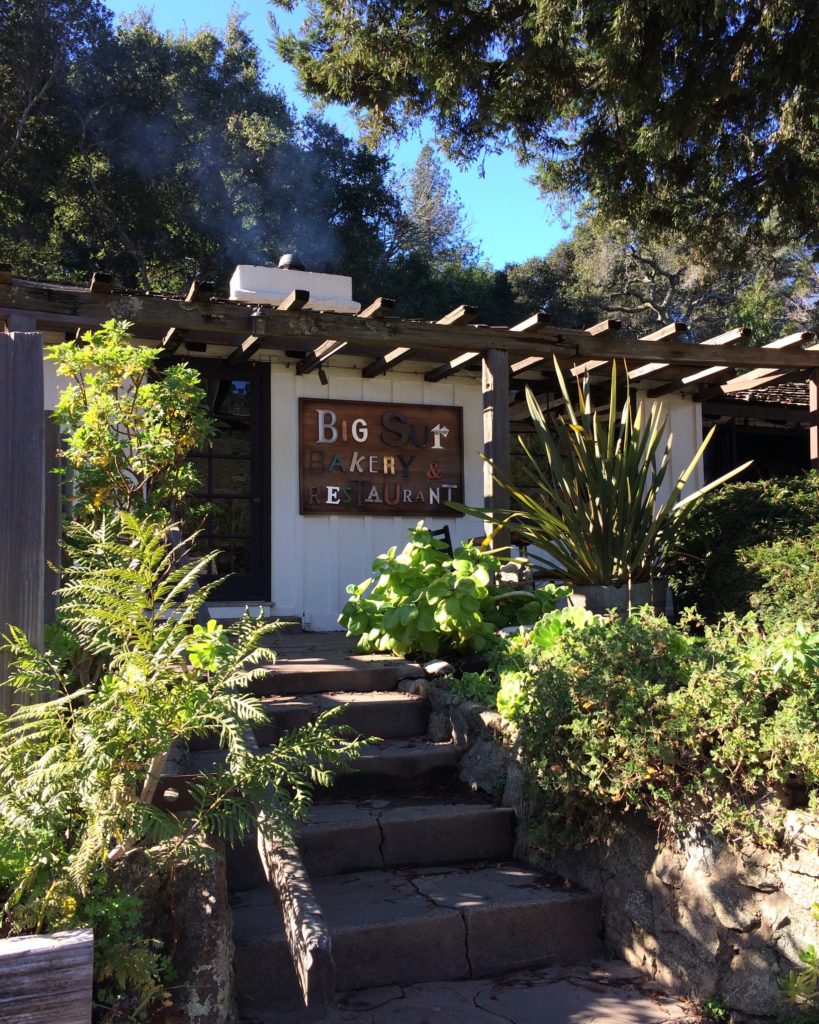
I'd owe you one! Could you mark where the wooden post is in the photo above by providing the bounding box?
[482,348,511,550]
[810,371,819,470]
[0,332,45,707]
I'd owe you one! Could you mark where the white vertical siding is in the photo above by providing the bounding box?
[269,360,485,630]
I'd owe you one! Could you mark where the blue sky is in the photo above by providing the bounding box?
[103,0,573,268]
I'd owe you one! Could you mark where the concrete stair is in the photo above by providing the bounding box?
[228,649,602,1021]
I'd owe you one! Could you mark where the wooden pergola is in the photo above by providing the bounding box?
[2,271,818,501]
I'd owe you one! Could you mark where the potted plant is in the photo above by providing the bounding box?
[456,360,750,613]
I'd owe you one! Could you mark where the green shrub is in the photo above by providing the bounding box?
[494,609,819,847]
[741,528,819,630]
[339,523,567,658]
[665,472,819,621]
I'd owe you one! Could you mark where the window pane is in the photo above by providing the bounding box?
[211,458,251,496]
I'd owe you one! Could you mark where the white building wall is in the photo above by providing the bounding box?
[639,390,705,504]
[268,359,485,630]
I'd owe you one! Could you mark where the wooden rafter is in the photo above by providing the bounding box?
[162,327,187,354]
[511,319,620,376]
[426,309,544,383]
[89,271,113,295]
[226,294,308,365]
[665,331,813,399]
[296,339,346,376]
[358,296,396,319]
[572,322,688,378]
[5,280,819,377]
[718,338,818,395]
[425,350,481,382]
[376,304,478,381]
[628,326,751,383]
[361,346,411,379]
[300,295,394,374]
[185,279,215,303]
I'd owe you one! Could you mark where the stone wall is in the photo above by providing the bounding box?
[405,672,819,1020]
[535,814,819,1019]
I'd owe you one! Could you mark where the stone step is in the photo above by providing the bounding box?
[249,657,419,697]
[232,863,602,1011]
[254,691,430,745]
[329,739,459,797]
[227,799,516,890]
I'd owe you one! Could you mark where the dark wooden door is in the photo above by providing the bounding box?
[188,361,270,601]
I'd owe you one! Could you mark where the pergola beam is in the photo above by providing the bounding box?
[358,296,396,319]
[361,346,411,379]
[296,338,347,375]
[425,350,480,383]
[278,288,310,312]
[5,281,819,373]
[393,305,479,381]
[89,271,113,295]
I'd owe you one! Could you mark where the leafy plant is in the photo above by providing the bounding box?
[0,514,360,1016]
[48,320,214,517]
[339,523,567,657]
[449,671,498,706]
[455,360,749,586]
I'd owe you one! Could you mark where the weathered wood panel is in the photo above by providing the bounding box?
[0,332,45,708]
[0,929,93,1024]
[43,416,62,626]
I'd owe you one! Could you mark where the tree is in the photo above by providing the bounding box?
[0,11,404,296]
[506,213,818,342]
[48,320,213,517]
[273,0,819,256]
[397,144,479,269]
[0,0,110,170]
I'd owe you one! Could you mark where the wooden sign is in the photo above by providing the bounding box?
[299,398,464,516]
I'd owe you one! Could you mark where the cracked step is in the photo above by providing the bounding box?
[231,863,602,1006]
[253,691,431,745]
[227,799,516,890]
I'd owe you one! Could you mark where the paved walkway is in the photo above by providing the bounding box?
[253,963,697,1024]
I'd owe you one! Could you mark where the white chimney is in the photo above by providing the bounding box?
[229,259,361,314]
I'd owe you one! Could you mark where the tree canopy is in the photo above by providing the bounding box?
[273,0,819,255]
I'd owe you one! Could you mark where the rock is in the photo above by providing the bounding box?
[457,738,507,796]
[721,946,784,1016]
[497,624,534,639]
[423,659,454,678]
[709,883,761,933]
[780,866,819,911]
[426,710,452,743]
